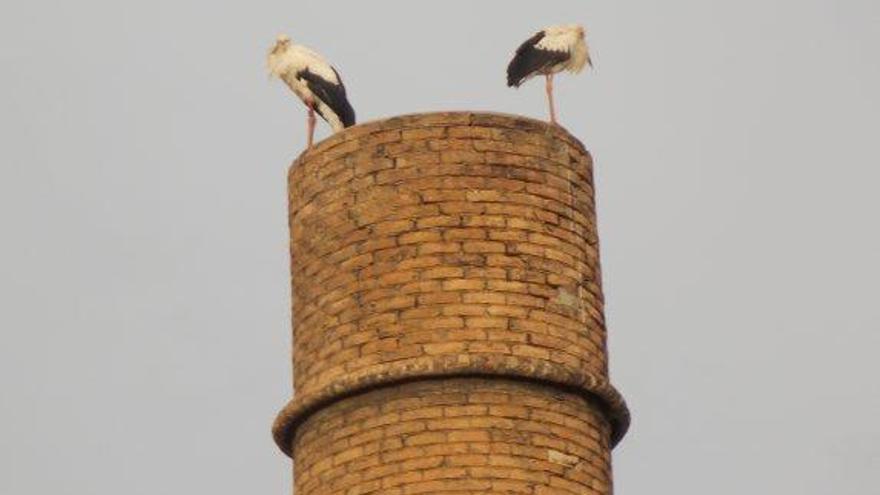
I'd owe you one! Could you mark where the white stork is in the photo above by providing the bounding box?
[268,35,356,147]
[506,25,592,125]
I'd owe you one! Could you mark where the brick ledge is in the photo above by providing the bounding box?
[272,356,630,458]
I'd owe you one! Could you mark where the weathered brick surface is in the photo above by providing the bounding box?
[274,112,628,493]
[294,379,612,495]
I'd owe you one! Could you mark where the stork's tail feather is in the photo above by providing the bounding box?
[507,60,528,88]
[339,101,356,128]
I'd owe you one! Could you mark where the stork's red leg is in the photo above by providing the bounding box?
[546,74,558,125]
[307,106,316,148]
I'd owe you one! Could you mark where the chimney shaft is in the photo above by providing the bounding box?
[274,112,629,494]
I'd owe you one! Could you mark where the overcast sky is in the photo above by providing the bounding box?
[1,1,879,493]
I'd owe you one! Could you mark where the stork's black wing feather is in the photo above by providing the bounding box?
[297,68,356,128]
[506,31,571,87]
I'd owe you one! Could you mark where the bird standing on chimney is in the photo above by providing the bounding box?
[268,35,356,148]
[507,25,592,125]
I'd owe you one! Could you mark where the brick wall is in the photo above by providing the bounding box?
[274,112,628,494]
[294,379,612,495]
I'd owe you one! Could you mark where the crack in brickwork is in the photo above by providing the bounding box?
[274,112,628,494]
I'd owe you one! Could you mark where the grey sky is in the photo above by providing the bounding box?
[1,0,878,493]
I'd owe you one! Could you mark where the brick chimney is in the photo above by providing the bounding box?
[273,112,629,494]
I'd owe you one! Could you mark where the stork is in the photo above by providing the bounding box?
[268,35,356,147]
[506,25,592,125]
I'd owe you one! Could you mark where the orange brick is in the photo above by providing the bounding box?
[467,342,511,354]
[398,231,443,245]
[461,292,506,305]
[395,151,440,168]
[512,345,551,360]
[466,189,505,202]
[377,169,423,187]
[462,241,506,254]
[442,279,485,291]
[416,215,460,228]
[372,219,413,235]
[460,216,504,228]
[423,342,467,355]
[402,127,447,140]
[465,317,508,329]
[418,292,461,305]
[441,304,487,317]
[421,266,464,279]
[405,432,446,446]
[418,242,461,255]
[443,228,487,241]
[420,317,464,330]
